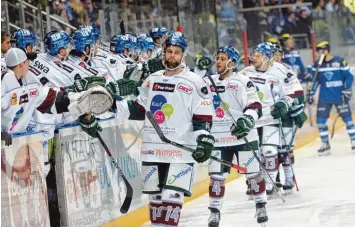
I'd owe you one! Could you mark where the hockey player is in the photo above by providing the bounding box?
[115,31,214,227]
[281,34,310,83]
[270,43,307,192]
[1,47,105,137]
[241,43,295,197]
[1,31,11,70]
[307,41,355,155]
[205,46,266,226]
[149,27,168,58]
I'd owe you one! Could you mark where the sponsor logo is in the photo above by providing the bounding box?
[325,80,342,88]
[227,83,238,90]
[212,95,229,118]
[142,150,155,155]
[241,156,255,168]
[152,82,175,92]
[210,85,225,93]
[29,89,38,97]
[267,78,278,85]
[177,83,193,94]
[11,93,17,105]
[247,91,256,97]
[167,166,192,184]
[200,86,208,95]
[169,193,181,199]
[263,128,279,143]
[155,149,182,158]
[217,136,238,144]
[9,107,24,131]
[54,61,74,73]
[200,100,211,106]
[78,62,99,75]
[34,61,49,73]
[143,167,157,183]
[19,94,29,104]
[256,86,264,101]
[331,62,340,68]
[26,124,36,133]
[250,77,266,84]
[150,95,174,124]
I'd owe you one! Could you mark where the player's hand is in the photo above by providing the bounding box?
[1,131,12,146]
[66,76,106,93]
[306,90,314,105]
[146,57,164,73]
[293,111,308,128]
[78,114,102,138]
[271,100,289,119]
[193,134,215,163]
[116,78,139,96]
[230,115,255,139]
[196,56,213,70]
[304,72,312,82]
[342,88,352,103]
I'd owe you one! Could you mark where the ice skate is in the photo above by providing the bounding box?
[318,142,331,156]
[255,203,268,226]
[282,179,294,195]
[351,139,355,152]
[208,208,220,227]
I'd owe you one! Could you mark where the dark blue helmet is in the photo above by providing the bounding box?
[163,31,188,54]
[217,46,240,65]
[44,30,70,55]
[149,27,168,39]
[11,29,37,50]
[110,34,132,53]
[71,29,94,53]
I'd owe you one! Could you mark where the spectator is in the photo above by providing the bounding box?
[313,0,326,20]
[282,11,298,34]
[294,0,312,16]
[296,9,311,35]
[325,0,338,13]
[1,31,11,55]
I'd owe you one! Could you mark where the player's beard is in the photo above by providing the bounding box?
[164,58,180,69]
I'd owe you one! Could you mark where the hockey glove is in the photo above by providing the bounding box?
[106,79,138,98]
[1,131,12,146]
[78,114,102,138]
[66,76,106,93]
[290,103,308,128]
[342,87,352,103]
[193,134,215,163]
[230,115,255,139]
[146,57,164,74]
[196,56,213,70]
[271,99,289,119]
[306,89,314,105]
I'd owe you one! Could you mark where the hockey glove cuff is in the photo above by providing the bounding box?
[66,76,106,93]
[230,115,255,139]
[271,99,289,119]
[78,115,102,138]
[1,131,12,146]
[193,134,215,163]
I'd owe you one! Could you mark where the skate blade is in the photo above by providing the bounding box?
[318,150,331,156]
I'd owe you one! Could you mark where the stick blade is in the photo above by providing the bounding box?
[120,184,133,214]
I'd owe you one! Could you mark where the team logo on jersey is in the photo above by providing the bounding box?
[34,60,50,74]
[9,107,24,132]
[289,57,296,64]
[284,78,290,84]
[227,83,238,90]
[212,95,229,118]
[152,83,175,92]
[324,72,334,81]
[177,83,193,94]
[150,95,174,124]
[11,93,17,105]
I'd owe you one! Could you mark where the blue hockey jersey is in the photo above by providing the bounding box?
[283,48,307,82]
[310,56,353,104]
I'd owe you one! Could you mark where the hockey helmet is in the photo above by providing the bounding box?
[217,46,240,66]
[44,30,70,56]
[163,31,188,54]
[316,41,330,52]
[11,29,37,50]
[149,27,168,39]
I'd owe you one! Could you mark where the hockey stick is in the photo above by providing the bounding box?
[86,114,133,213]
[205,75,286,203]
[145,111,247,172]
[270,84,299,192]
[307,54,325,127]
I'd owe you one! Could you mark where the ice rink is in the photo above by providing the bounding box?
[175,128,355,227]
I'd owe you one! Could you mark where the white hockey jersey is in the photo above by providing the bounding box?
[1,69,61,133]
[116,69,214,163]
[91,53,126,81]
[240,64,294,128]
[206,73,261,147]
[1,53,6,71]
